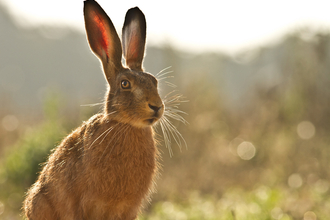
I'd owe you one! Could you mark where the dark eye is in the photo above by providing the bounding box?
[121,80,131,89]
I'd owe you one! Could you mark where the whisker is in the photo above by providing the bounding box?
[165,110,188,125]
[164,94,181,104]
[98,123,130,163]
[163,90,179,100]
[156,66,172,77]
[80,99,113,107]
[99,123,119,144]
[106,111,117,117]
[157,75,174,82]
[156,71,174,79]
[164,97,189,110]
[155,87,189,156]
[162,116,187,151]
[80,102,104,107]
[164,81,177,88]
[166,106,188,114]
[88,126,114,150]
[109,124,131,155]
[111,103,123,107]
[159,119,173,157]
[167,103,189,111]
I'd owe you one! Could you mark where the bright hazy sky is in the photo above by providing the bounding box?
[2,0,330,54]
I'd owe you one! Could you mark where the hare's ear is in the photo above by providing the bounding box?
[84,0,123,80]
[122,7,146,71]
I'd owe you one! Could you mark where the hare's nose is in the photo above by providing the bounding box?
[148,103,162,113]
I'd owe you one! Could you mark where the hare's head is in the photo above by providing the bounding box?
[84,0,163,128]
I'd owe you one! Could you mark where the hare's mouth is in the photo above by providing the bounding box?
[145,118,158,125]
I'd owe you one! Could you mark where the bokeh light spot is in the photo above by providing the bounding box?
[297,121,315,140]
[2,115,19,131]
[288,173,303,188]
[248,202,261,214]
[237,141,256,160]
[162,201,174,214]
[0,201,4,215]
[304,211,317,220]
[314,179,329,194]
[271,207,283,220]
[7,193,21,209]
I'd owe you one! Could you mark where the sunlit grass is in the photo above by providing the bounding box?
[0,93,68,218]
[141,185,330,220]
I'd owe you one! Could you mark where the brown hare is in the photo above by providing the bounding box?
[23,0,185,219]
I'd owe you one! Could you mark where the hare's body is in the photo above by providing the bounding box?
[24,1,164,219]
[25,114,158,219]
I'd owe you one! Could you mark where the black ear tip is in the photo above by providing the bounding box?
[84,0,99,9]
[125,7,145,22]
[128,7,142,13]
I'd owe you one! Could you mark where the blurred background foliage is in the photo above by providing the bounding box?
[1,2,330,220]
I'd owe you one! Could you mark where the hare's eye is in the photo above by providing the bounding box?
[121,80,131,89]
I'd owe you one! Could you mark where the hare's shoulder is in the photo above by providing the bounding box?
[46,114,105,164]
[68,113,110,143]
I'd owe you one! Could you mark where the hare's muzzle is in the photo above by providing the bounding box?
[148,103,162,114]
[146,118,157,124]
[145,102,164,125]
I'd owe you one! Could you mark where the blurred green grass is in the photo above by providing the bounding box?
[141,185,330,220]
[0,93,68,218]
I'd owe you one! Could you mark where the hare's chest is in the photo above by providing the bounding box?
[89,139,158,192]
[81,125,158,218]
[108,142,157,190]
[83,142,157,217]
[85,125,158,199]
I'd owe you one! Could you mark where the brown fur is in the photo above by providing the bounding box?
[23,1,164,219]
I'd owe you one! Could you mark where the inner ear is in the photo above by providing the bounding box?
[122,7,146,71]
[84,0,123,81]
